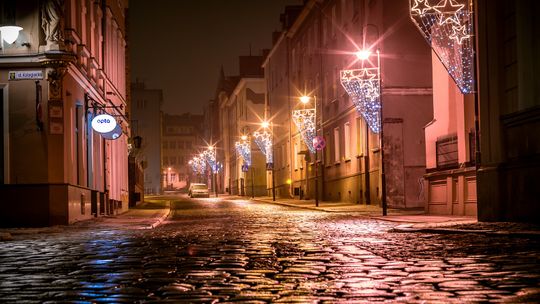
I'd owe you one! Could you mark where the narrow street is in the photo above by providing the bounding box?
[1,195,539,303]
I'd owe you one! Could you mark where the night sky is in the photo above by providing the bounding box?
[129,0,302,115]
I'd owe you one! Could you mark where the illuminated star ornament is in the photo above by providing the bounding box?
[253,131,273,163]
[203,148,218,173]
[235,140,252,167]
[340,68,381,133]
[189,156,206,175]
[292,108,316,153]
[409,0,475,94]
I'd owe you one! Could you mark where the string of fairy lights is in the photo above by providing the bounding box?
[340,68,382,134]
[188,155,206,175]
[235,139,252,167]
[292,108,316,153]
[409,0,475,94]
[253,130,273,164]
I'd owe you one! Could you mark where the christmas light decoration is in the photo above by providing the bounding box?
[292,108,316,153]
[203,148,218,173]
[189,156,206,175]
[235,139,251,167]
[253,130,273,163]
[409,0,475,94]
[340,68,381,133]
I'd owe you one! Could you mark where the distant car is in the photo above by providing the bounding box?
[188,183,209,198]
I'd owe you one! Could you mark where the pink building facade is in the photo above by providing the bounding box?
[0,0,129,226]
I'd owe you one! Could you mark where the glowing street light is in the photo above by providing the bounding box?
[292,95,320,206]
[341,47,387,216]
[254,120,275,201]
[355,49,372,61]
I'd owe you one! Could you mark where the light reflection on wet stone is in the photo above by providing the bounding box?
[0,198,539,302]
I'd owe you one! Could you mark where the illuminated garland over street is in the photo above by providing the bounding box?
[409,0,475,94]
[340,68,381,133]
[235,140,251,167]
[292,108,316,153]
[253,130,273,164]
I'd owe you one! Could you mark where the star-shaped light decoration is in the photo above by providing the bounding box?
[292,108,316,153]
[450,24,470,44]
[203,148,218,173]
[235,140,252,167]
[411,0,433,16]
[409,0,474,94]
[340,68,382,133]
[253,130,273,164]
[433,0,464,25]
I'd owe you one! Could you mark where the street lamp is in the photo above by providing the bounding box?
[253,120,274,201]
[294,95,319,206]
[235,135,252,197]
[301,95,320,207]
[203,145,218,197]
[340,48,387,216]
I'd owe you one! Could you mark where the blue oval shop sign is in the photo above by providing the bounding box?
[91,114,117,133]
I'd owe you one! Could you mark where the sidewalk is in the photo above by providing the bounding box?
[0,200,171,241]
[245,195,540,236]
[248,195,473,225]
[75,199,171,230]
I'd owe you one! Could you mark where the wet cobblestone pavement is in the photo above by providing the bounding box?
[1,197,539,303]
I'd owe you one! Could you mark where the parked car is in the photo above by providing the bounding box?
[188,183,209,198]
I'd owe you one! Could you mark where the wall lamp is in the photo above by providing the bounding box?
[0,25,22,44]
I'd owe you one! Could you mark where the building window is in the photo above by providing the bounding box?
[169,141,176,149]
[334,127,340,163]
[185,141,192,149]
[171,173,176,182]
[178,141,184,149]
[344,122,351,160]
[170,157,176,165]
[436,134,458,169]
[294,143,299,170]
[163,156,168,165]
[356,117,365,155]
[162,141,168,149]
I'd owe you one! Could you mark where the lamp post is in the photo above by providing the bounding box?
[203,146,218,197]
[299,95,319,207]
[235,135,252,198]
[353,48,387,216]
[254,121,275,201]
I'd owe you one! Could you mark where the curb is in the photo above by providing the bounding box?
[147,201,172,229]
[391,226,540,237]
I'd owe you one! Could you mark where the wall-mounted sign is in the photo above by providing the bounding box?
[91,114,117,133]
[101,124,122,140]
[9,70,44,80]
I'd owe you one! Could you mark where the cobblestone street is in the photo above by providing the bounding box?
[1,196,539,303]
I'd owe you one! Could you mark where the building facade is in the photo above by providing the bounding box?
[130,80,162,195]
[162,113,203,191]
[264,0,433,208]
[0,0,129,226]
[216,55,268,197]
[475,0,539,222]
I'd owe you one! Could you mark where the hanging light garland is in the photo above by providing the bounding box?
[203,148,218,173]
[189,156,206,175]
[409,0,475,94]
[253,130,273,164]
[235,139,251,167]
[292,108,316,153]
[340,68,381,133]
